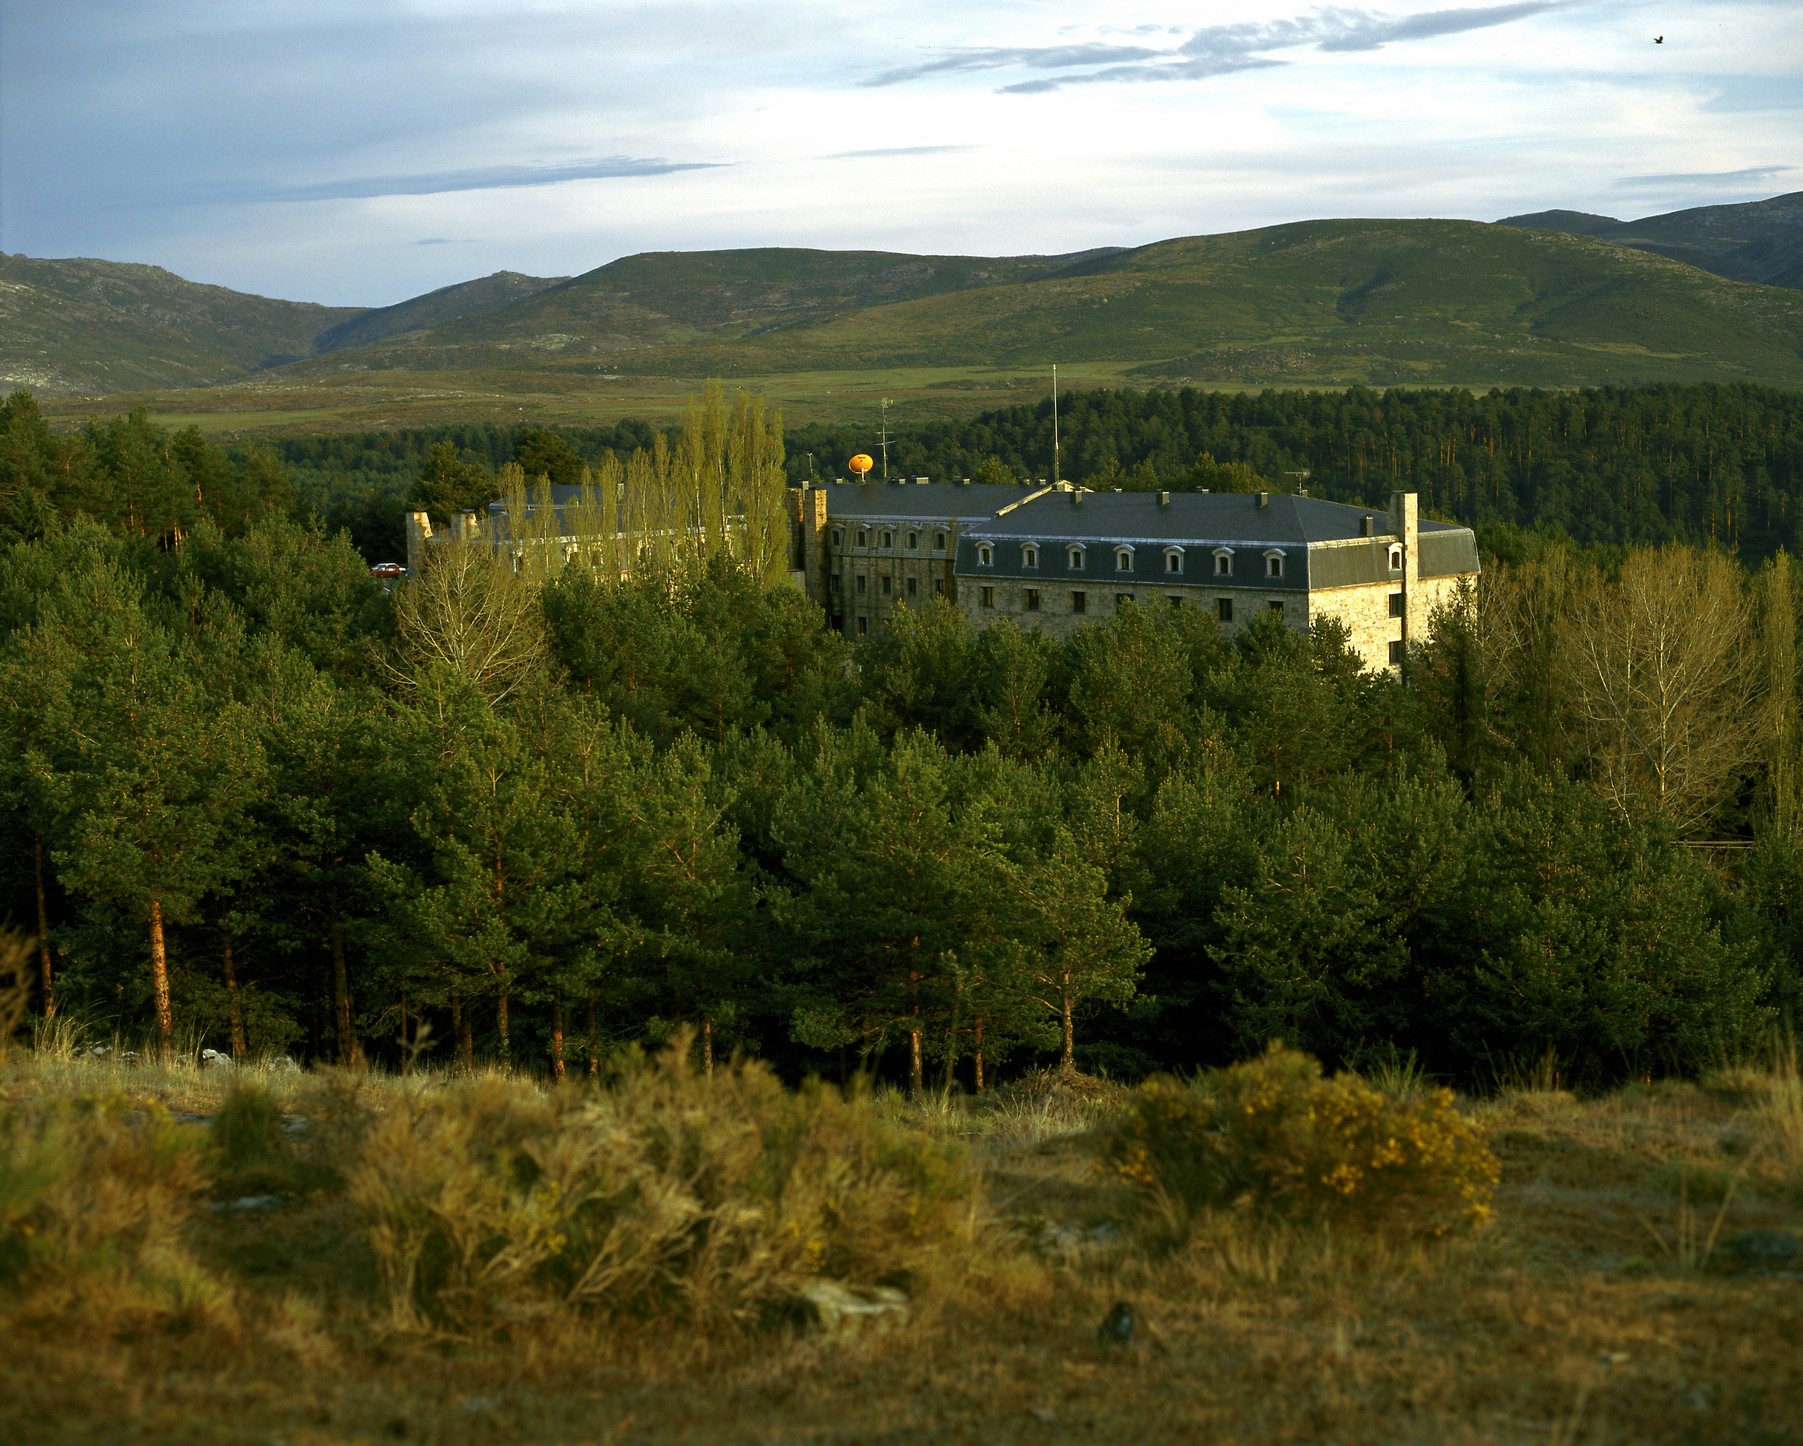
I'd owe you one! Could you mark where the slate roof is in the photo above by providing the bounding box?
[818,480,1040,522]
[962,489,1464,547]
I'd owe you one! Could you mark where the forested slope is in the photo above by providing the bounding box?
[4,387,1803,1093]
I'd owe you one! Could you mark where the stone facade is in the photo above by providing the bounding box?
[801,481,1479,674]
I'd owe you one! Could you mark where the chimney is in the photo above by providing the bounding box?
[1071,488,1083,506]
[1158,490,1170,507]
[1361,515,1374,537]
[1257,491,1269,508]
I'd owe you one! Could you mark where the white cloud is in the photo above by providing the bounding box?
[1,0,1797,304]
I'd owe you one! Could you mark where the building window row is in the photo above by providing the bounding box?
[964,540,1287,580]
[833,528,949,553]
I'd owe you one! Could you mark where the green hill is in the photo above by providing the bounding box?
[1500,191,1803,291]
[309,270,569,354]
[314,219,1803,390]
[14,213,1803,405]
[0,252,359,394]
[326,246,1127,368]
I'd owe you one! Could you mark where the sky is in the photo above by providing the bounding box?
[1,0,1798,307]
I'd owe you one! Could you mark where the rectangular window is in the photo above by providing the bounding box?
[1072,590,1087,614]
[1025,588,1041,612]
[1268,600,1284,614]
[1217,597,1233,623]
[933,577,943,595]
[881,575,892,595]
[906,576,918,597]
[856,574,867,595]
[1116,593,1133,607]
[857,617,868,636]
[981,586,995,609]
[1168,595,1183,608]
[1388,591,1404,618]
[1266,555,1283,578]
[1389,639,1405,666]
[1215,554,1231,576]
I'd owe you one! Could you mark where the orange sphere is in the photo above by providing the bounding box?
[848,453,874,476]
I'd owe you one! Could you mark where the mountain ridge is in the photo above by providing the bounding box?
[7,193,1803,399]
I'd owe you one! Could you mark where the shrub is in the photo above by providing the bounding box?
[1098,1044,1499,1240]
[0,1095,232,1332]
[346,1043,983,1335]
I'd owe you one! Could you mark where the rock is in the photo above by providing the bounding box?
[268,1055,301,1073]
[1030,1219,1124,1263]
[1097,1300,1136,1347]
[210,1194,284,1214]
[1717,1228,1802,1273]
[86,1045,111,1059]
[785,1280,910,1336]
[119,1050,139,1063]
[200,1048,234,1069]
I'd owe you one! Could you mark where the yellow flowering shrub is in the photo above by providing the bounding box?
[1099,1044,1499,1238]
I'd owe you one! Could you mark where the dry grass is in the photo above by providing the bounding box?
[3,1045,1801,1444]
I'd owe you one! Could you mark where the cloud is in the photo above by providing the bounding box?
[228,157,724,205]
[414,238,477,247]
[824,145,974,159]
[871,2,1576,94]
[1613,165,1792,188]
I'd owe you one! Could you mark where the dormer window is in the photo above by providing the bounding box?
[856,530,867,547]
[1115,545,1135,573]
[1264,550,1286,579]
[1068,544,1086,570]
[1388,544,1403,571]
[1164,546,1185,575]
[832,529,843,548]
[1213,548,1233,577]
[906,531,918,549]
[933,531,947,551]
[977,543,994,567]
[882,530,894,549]
[1022,543,1039,569]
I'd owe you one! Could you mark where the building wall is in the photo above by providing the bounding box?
[956,577,1303,641]
[830,519,963,637]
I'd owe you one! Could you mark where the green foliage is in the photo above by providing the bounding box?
[1098,1045,1500,1241]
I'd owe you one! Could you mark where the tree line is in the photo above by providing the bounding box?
[2,387,1802,1090]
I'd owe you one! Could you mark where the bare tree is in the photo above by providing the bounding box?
[390,541,551,708]
[1562,547,1760,837]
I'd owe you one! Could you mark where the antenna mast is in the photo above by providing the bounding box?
[880,398,893,481]
[1052,363,1060,485]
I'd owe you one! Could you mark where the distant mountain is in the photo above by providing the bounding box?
[330,246,1129,369]
[0,253,359,394]
[0,256,568,394]
[13,210,1803,400]
[309,270,569,354]
[1498,192,1803,290]
[296,219,1803,391]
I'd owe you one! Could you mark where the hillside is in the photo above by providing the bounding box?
[1500,191,1803,291]
[325,246,1128,368]
[15,213,1803,413]
[0,253,360,394]
[309,270,569,354]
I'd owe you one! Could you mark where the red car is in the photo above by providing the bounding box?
[369,562,407,578]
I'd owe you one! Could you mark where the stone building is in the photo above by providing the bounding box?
[793,480,1478,673]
